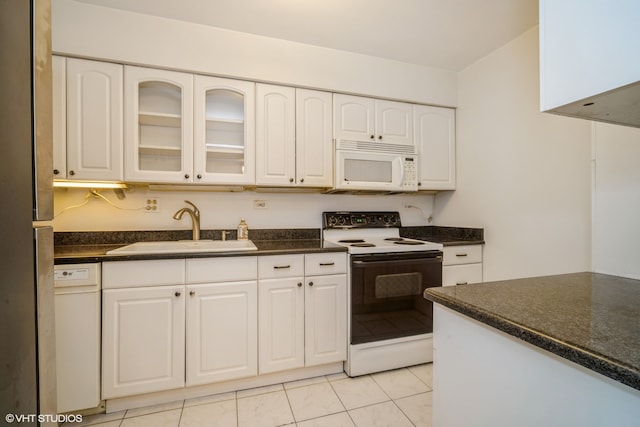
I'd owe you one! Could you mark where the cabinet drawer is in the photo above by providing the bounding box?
[305,253,347,276]
[186,256,257,284]
[442,264,483,287]
[102,260,184,289]
[258,255,304,279]
[442,245,483,265]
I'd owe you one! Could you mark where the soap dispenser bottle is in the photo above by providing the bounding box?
[237,218,249,240]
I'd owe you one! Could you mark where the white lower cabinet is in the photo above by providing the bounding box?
[258,253,347,375]
[102,284,185,399]
[304,274,347,366]
[185,256,258,386]
[258,276,305,374]
[102,253,345,400]
[102,257,257,399]
[442,245,483,286]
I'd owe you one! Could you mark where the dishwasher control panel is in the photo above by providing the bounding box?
[54,264,100,288]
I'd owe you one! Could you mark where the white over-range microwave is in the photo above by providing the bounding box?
[333,140,418,192]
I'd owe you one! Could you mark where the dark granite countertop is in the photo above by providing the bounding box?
[424,272,640,391]
[54,239,345,264]
[54,225,484,263]
[401,225,485,246]
[54,229,345,264]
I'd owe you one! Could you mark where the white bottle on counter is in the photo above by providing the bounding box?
[237,218,249,240]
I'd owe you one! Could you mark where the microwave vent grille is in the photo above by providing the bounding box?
[337,140,417,155]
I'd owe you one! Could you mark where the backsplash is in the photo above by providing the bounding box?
[52,187,437,231]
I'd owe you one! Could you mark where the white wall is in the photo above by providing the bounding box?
[53,187,435,231]
[51,0,456,107]
[592,123,640,279]
[433,27,592,281]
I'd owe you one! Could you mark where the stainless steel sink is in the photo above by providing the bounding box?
[106,240,258,255]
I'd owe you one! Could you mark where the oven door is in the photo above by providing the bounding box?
[350,251,442,345]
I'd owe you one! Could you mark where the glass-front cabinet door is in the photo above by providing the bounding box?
[124,66,193,183]
[194,76,255,185]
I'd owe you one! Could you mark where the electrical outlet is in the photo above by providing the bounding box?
[145,198,160,213]
[253,200,267,209]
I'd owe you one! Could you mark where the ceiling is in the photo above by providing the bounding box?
[74,0,539,72]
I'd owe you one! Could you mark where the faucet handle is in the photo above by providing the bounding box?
[184,200,199,216]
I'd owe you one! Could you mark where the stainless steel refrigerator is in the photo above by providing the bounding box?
[0,0,56,425]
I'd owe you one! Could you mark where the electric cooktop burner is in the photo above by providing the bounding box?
[394,240,426,245]
[351,243,376,247]
[339,239,366,243]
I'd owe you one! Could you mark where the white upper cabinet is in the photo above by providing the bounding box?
[53,56,123,181]
[256,84,296,186]
[295,89,333,187]
[333,95,375,143]
[194,76,255,184]
[52,55,67,178]
[414,105,456,190]
[124,66,194,183]
[125,68,257,184]
[334,94,413,148]
[540,0,640,127]
[375,99,413,146]
[256,84,333,187]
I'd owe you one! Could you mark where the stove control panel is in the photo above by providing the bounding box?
[323,211,402,229]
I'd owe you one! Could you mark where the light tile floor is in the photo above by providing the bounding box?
[64,363,433,427]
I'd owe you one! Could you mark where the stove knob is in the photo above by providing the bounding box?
[337,216,346,226]
[328,216,338,226]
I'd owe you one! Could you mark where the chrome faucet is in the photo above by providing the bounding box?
[173,200,201,241]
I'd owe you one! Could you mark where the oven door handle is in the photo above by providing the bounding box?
[352,256,442,266]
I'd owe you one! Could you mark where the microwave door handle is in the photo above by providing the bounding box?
[394,157,404,186]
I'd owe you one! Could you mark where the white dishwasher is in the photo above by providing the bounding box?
[54,263,101,413]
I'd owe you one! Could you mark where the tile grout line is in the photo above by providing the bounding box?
[325,373,362,427]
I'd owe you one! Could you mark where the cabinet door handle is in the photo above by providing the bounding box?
[370,134,375,139]
[53,169,60,175]
[289,177,294,183]
[274,265,291,269]
[297,282,302,287]
[319,262,335,266]
[378,135,382,140]
[456,253,468,257]
[196,174,202,179]
[300,178,304,183]
[69,170,75,176]
[456,282,468,285]
[189,290,195,296]
[175,291,181,297]
[308,281,314,287]
[184,174,190,179]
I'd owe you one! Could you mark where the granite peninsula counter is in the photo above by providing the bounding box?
[424,272,640,427]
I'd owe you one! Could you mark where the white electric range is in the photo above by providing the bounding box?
[322,211,443,376]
